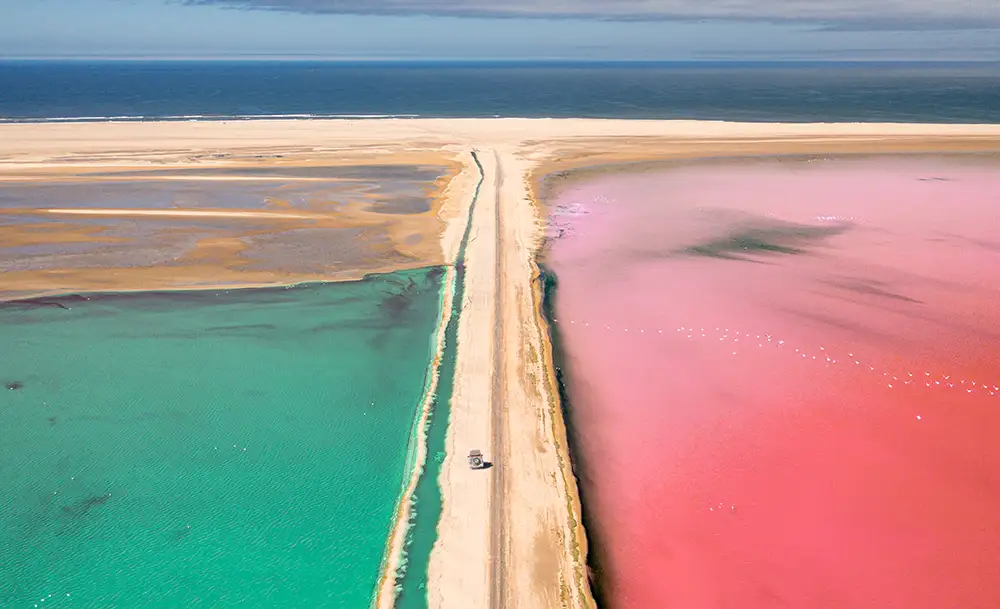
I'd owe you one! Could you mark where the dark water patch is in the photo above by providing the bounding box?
[1,278,367,311]
[110,315,406,340]
[0,296,84,310]
[172,525,193,541]
[425,267,446,283]
[201,323,280,335]
[379,277,420,319]
[538,263,611,609]
[370,196,431,215]
[770,304,902,347]
[376,270,449,322]
[307,319,394,334]
[61,493,113,519]
[961,237,1000,254]
[677,220,852,261]
[822,277,923,304]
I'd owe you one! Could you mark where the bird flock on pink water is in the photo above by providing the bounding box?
[553,317,999,399]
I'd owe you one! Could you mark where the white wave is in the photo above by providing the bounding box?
[0,113,422,124]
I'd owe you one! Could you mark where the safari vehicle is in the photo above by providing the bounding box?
[468,449,485,469]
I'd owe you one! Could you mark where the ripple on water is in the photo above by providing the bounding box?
[0,268,447,607]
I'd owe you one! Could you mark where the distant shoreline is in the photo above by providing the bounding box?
[4,114,1000,125]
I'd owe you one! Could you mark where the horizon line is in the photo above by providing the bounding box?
[3,56,1000,63]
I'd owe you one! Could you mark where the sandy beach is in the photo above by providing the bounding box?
[3,119,1000,609]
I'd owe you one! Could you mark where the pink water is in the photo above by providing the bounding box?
[546,157,1000,609]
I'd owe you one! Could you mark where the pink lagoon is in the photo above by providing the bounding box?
[545,156,1000,609]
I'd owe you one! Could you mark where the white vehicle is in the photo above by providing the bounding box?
[468,449,485,469]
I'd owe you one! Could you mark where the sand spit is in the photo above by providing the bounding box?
[2,119,999,609]
[372,154,481,609]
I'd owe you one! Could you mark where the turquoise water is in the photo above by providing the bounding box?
[393,308,455,609]
[395,151,482,609]
[394,259,460,609]
[0,268,445,608]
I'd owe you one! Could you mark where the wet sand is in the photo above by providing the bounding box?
[545,155,1000,608]
[0,160,458,300]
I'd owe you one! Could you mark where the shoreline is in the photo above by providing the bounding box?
[0,270,421,305]
[374,151,482,609]
[535,262,610,607]
[372,262,458,609]
[531,142,1000,214]
[2,112,1000,125]
[0,274,382,304]
[526,241,595,609]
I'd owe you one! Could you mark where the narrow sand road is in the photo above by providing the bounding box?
[489,148,508,609]
[429,145,593,609]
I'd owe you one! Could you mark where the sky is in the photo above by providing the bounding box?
[1,0,998,60]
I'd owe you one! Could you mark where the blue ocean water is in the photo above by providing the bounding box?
[1,61,999,122]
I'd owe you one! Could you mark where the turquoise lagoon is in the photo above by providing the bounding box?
[0,268,446,608]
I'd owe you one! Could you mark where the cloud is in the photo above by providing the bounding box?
[182,0,1000,28]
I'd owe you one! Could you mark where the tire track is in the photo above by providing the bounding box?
[488,148,508,609]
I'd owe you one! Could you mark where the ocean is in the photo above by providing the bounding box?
[2,60,1000,122]
[0,270,445,608]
